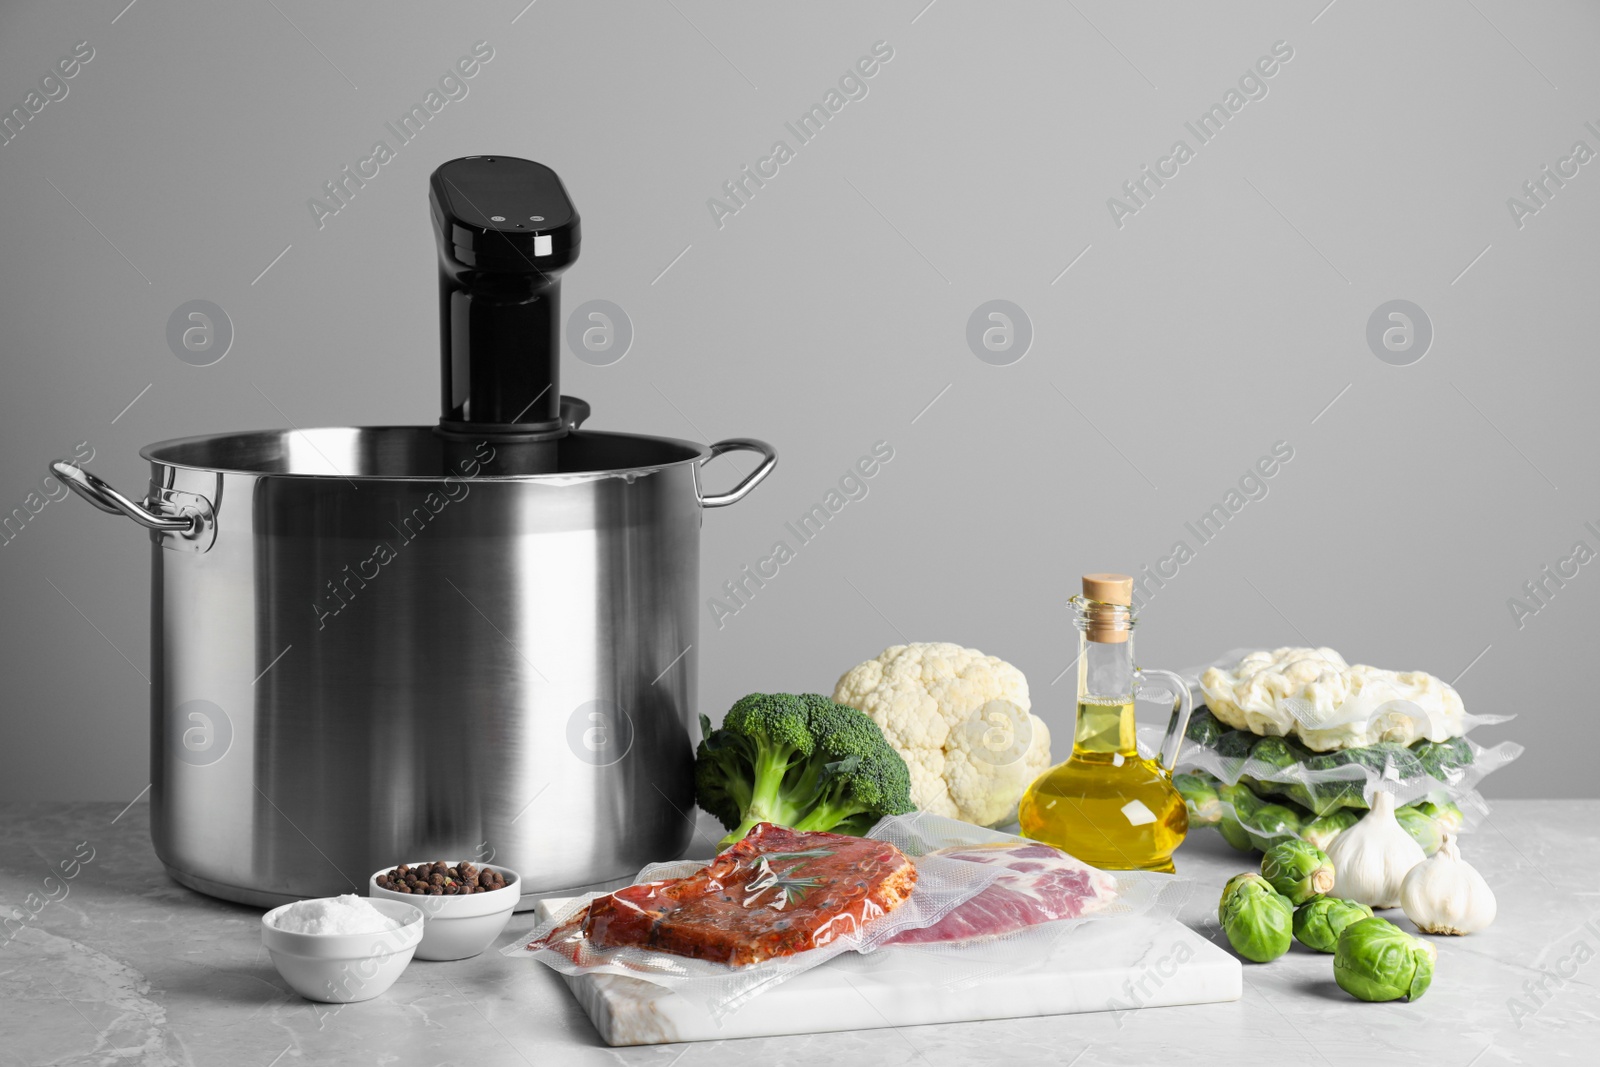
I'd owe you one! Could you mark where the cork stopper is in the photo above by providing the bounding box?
[1081,572,1133,643]
[1082,573,1133,605]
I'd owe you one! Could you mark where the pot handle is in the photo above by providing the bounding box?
[560,395,591,431]
[698,438,777,509]
[50,460,200,536]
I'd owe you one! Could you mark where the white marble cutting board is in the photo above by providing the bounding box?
[531,900,1241,1047]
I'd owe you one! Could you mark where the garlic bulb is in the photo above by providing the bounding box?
[1400,832,1496,935]
[1326,790,1425,908]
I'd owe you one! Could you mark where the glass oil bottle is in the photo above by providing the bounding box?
[1018,573,1195,873]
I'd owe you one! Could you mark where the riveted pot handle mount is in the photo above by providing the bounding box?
[50,460,217,551]
[698,439,777,509]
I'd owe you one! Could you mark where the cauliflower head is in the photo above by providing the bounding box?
[832,642,1051,826]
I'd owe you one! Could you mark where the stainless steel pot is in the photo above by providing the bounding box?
[54,425,775,909]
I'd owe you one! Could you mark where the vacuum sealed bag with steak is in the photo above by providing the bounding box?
[858,814,1191,987]
[885,841,1117,945]
[509,821,1000,1017]
[552,824,917,966]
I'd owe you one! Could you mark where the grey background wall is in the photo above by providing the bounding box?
[1,0,1592,803]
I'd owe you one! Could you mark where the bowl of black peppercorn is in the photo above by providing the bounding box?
[369,860,520,961]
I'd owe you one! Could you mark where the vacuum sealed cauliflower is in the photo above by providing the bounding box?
[1200,647,1473,751]
[833,642,1051,827]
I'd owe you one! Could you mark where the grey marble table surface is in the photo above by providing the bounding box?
[0,799,1592,1066]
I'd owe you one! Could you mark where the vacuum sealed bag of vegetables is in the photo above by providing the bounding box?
[1157,648,1521,855]
[1177,768,1495,856]
[505,820,1001,1019]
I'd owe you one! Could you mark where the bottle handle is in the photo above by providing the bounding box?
[1136,667,1194,775]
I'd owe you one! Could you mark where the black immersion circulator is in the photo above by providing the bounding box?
[429,156,583,444]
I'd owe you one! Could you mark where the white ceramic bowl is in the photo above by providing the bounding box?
[261,898,423,1003]
[368,862,520,961]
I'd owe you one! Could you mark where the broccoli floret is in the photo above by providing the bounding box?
[694,693,914,848]
[789,695,914,833]
[1411,737,1474,781]
[693,715,756,831]
[1215,730,1256,760]
[1245,736,1315,808]
[1306,741,1423,780]
[1185,707,1225,747]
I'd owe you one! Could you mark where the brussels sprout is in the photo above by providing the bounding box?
[1218,872,1294,962]
[1217,812,1256,852]
[1215,730,1256,760]
[1411,737,1474,781]
[1300,775,1367,817]
[1244,803,1304,852]
[1217,872,1258,922]
[1395,805,1443,855]
[1293,896,1374,953]
[1333,917,1436,1002]
[1412,799,1464,835]
[1175,772,1224,827]
[1302,809,1361,851]
[1261,839,1335,905]
[1218,781,1263,816]
[1186,707,1225,747]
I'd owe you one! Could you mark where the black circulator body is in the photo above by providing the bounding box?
[429,155,582,443]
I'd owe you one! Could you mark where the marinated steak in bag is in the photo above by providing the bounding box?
[887,841,1115,945]
[537,823,917,967]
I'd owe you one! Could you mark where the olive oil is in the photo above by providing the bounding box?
[1018,698,1188,873]
[1018,573,1195,874]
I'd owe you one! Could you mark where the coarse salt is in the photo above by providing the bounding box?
[272,894,403,935]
